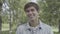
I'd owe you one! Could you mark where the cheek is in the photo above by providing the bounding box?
[33,12,38,16]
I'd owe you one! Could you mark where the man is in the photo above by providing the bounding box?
[16,2,53,34]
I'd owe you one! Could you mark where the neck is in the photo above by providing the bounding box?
[29,19,39,27]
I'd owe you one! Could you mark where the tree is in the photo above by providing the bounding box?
[37,0,60,32]
[8,0,28,27]
[0,0,3,34]
[2,0,29,34]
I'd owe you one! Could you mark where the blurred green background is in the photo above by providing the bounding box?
[0,0,60,34]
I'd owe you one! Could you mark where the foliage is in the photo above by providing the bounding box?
[37,0,60,26]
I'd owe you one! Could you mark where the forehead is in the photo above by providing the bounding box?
[26,6,36,10]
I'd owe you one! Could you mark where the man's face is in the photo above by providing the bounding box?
[25,6,39,21]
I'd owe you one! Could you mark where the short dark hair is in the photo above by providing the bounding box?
[24,2,39,12]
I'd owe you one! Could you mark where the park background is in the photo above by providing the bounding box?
[0,0,60,34]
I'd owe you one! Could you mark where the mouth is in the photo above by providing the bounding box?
[28,14,36,19]
[28,16,35,19]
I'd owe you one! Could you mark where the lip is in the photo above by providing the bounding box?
[29,16,34,19]
[28,14,35,19]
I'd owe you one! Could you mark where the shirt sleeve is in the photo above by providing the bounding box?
[16,27,22,34]
[48,27,54,34]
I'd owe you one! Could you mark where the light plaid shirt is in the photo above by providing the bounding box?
[16,21,53,34]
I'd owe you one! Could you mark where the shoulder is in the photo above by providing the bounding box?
[41,22,53,34]
[42,22,53,34]
[16,23,27,34]
[41,22,52,31]
[17,23,27,30]
[42,23,51,28]
[40,20,52,29]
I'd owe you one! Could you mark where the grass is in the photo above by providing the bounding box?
[54,32,60,34]
[2,31,60,34]
[2,30,16,34]
[2,31,9,34]
[2,24,9,31]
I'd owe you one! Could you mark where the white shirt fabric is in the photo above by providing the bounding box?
[16,21,53,34]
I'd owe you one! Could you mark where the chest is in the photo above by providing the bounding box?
[22,29,48,34]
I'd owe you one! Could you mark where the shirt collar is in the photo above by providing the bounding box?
[26,20,43,30]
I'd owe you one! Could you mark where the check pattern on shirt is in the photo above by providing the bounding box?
[16,21,53,34]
